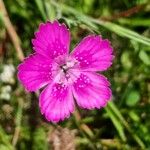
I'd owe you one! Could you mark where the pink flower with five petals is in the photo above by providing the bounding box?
[17,20,114,123]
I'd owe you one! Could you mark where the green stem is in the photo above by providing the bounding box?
[108,102,145,149]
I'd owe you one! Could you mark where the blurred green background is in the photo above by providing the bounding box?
[0,0,150,149]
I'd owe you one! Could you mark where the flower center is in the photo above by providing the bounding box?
[53,56,80,85]
[60,60,76,74]
[60,65,68,74]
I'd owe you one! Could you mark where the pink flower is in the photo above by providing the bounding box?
[18,20,114,123]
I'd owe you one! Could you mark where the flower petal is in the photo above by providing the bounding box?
[39,83,74,123]
[17,54,53,91]
[32,20,70,59]
[72,72,112,109]
[71,35,114,71]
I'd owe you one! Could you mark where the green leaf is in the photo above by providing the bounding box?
[118,18,150,27]
[129,111,140,122]
[139,51,150,66]
[34,0,47,21]
[126,90,140,106]
[107,102,145,148]
[96,21,150,46]
[32,128,49,150]
[0,126,15,150]
[121,51,132,69]
[44,1,56,21]
[105,107,126,142]
[54,2,150,46]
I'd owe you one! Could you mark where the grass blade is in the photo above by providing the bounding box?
[52,1,150,46]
